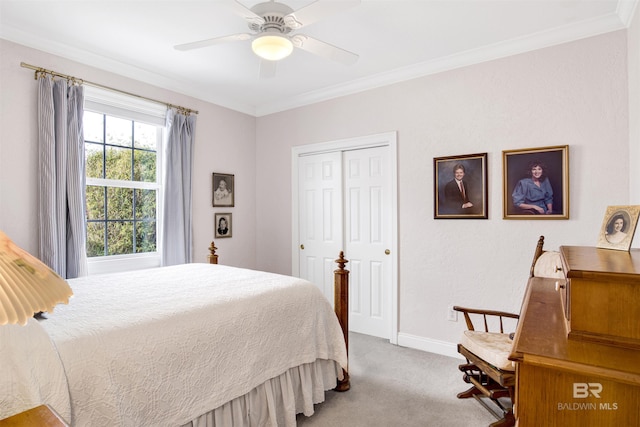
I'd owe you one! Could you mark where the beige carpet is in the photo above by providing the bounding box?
[297,332,499,427]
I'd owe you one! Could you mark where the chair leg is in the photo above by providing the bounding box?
[457,356,515,426]
[457,385,482,399]
[489,386,515,427]
[489,409,514,427]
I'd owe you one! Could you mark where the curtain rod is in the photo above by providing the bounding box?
[20,62,199,115]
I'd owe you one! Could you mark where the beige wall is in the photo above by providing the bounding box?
[255,30,632,353]
[0,22,636,355]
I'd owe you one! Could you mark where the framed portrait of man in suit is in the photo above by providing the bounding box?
[434,152,488,219]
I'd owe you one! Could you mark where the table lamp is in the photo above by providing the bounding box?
[0,230,73,325]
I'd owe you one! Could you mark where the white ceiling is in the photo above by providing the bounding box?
[1,1,637,116]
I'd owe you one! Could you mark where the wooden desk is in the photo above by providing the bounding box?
[560,245,640,349]
[510,276,640,426]
[0,405,68,427]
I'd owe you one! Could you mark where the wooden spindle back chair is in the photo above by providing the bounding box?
[453,236,562,427]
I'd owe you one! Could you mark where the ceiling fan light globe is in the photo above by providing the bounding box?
[252,35,293,61]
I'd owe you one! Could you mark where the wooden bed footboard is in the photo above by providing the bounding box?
[207,242,350,391]
[334,251,350,391]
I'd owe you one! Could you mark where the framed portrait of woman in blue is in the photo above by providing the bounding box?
[502,145,569,219]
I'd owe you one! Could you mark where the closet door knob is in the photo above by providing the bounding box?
[300,244,305,250]
[385,249,390,255]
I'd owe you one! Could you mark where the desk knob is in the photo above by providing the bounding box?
[554,265,563,273]
[555,281,566,291]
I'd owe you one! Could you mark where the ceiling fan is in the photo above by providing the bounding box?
[174,0,360,78]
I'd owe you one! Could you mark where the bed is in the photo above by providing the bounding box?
[0,248,350,426]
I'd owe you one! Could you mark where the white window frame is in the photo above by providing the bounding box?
[83,86,166,275]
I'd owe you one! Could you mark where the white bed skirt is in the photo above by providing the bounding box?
[182,359,343,427]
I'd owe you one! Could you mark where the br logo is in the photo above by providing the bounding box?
[573,383,602,398]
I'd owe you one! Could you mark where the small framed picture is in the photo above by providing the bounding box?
[503,145,569,219]
[596,205,640,251]
[434,152,488,219]
[212,173,234,207]
[215,213,232,238]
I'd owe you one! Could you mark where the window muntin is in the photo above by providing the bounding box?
[84,110,162,259]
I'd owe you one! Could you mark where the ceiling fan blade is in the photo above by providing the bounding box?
[291,34,358,65]
[174,33,251,51]
[284,0,360,29]
[226,0,265,27]
[259,60,277,79]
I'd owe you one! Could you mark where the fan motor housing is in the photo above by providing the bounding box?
[249,1,294,34]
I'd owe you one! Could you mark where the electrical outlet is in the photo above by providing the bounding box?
[447,305,458,322]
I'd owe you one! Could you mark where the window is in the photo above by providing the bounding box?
[83,87,166,274]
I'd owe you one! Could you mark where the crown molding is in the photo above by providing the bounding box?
[617,0,639,26]
[1,25,259,116]
[3,1,636,118]
[255,7,633,116]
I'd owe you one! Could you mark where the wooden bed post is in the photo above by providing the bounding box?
[334,251,351,391]
[208,241,218,264]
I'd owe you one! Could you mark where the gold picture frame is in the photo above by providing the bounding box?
[596,205,640,251]
[502,145,569,219]
[434,152,488,219]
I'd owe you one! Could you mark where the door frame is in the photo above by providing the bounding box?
[291,131,398,344]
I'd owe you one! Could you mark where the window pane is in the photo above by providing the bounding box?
[107,221,133,255]
[86,222,105,257]
[85,143,104,179]
[84,111,104,143]
[105,147,132,180]
[136,221,156,253]
[86,185,105,220]
[133,149,157,182]
[105,116,132,147]
[83,105,162,261]
[134,122,157,150]
[106,187,133,220]
[135,189,156,219]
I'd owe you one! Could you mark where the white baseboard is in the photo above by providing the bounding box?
[397,332,464,360]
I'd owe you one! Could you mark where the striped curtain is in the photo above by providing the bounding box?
[38,76,88,278]
[161,109,196,266]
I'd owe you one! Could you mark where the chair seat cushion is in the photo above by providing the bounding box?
[460,330,515,371]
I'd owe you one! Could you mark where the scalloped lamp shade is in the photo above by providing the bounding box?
[251,34,293,61]
[0,230,73,325]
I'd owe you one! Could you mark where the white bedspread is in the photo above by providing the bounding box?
[39,263,347,426]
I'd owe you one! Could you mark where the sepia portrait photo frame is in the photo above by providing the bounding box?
[596,205,640,251]
[503,145,569,219]
[212,172,234,207]
[434,152,488,219]
[214,212,232,238]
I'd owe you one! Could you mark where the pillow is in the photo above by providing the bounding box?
[533,251,564,279]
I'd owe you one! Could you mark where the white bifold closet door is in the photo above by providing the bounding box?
[298,146,392,339]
